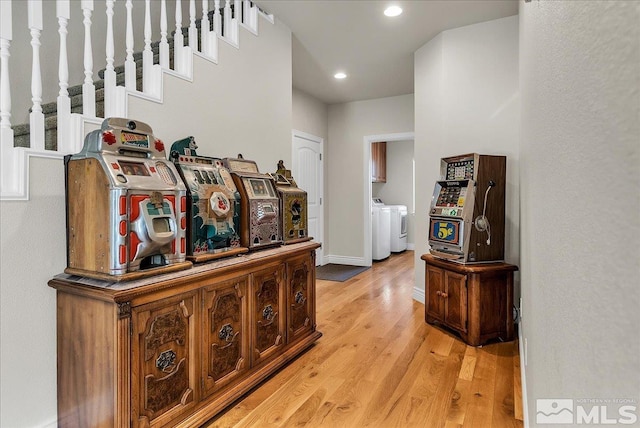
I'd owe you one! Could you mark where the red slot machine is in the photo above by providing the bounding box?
[65,117,192,280]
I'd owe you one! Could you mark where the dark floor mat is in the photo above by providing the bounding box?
[316,264,370,282]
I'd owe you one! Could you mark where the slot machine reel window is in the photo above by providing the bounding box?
[249,179,272,197]
[119,161,150,176]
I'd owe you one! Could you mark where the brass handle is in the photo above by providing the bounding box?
[441,292,448,299]
[436,291,442,296]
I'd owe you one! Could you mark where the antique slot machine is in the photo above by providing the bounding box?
[65,118,191,280]
[169,136,248,262]
[269,160,311,245]
[428,153,506,263]
[223,155,283,250]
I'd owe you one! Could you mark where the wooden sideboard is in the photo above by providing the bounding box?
[49,241,321,428]
[421,254,518,346]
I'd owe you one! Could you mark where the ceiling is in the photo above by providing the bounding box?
[254,1,518,105]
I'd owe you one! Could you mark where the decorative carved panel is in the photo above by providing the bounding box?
[136,297,195,422]
[290,265,310,332]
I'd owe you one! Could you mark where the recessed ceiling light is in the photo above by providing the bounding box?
[334,72,347,79]
[384,5,403,17]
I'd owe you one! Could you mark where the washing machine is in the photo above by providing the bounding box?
[372,198,391,260]
[387,205,408,252]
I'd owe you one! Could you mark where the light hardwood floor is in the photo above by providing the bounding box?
[205,250,524,427]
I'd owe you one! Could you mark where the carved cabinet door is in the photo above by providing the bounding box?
[251,264,286,366]
[132,292,197,427]
[202,275,249,399]
[286,253,315,343]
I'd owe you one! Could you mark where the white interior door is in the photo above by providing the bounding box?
[292,130,324,266]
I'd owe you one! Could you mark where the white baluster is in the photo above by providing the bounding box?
[233,0,240,42]
[174,0,184,73]
[189,0,197,51]
[143,0,152,91]
[223,0,231,39]
[201,0,209,56]
[81,0,96,117]
[104,0,117,116]
[56,0,71,153]
[213,0,221,36]
[28,0,44,151]
[160,0,169,69]
[243,0,257,32]
[124,0,135,90]
[0,43,10,132]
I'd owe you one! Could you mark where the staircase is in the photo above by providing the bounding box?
[0,0,272,200]
[12,9,233,152]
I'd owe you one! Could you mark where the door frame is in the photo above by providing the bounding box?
[292,129,324,266]
[363,132,414,265]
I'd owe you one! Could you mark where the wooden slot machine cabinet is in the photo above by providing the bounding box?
[428,153,507,264]
[65,117,192,281]
[223,155,283,250]
[269,160,312,245]
[169,136,248,262]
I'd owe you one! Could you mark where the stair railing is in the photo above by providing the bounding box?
[0,0,270,200]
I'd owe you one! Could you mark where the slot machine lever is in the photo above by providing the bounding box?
[474,180,496,245]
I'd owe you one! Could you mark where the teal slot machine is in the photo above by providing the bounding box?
[170,136,247,262]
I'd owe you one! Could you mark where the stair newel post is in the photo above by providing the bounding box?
[201,0,209,56]
[159,0,169,69]
[124,0,135,91]
[81,0,96,117]
[0,0,20,199]
[189,0,197,51]
[55,0,71,154]
[223,0,231,39]
[174,0,185,73]
[28,0,45,151]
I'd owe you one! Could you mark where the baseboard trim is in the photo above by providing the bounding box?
[323,255,369,267]
[518,322,529,428]
[412,286,425,304]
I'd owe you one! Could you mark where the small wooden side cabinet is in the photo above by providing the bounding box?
[421,254,518,346]
[49,241,321,428]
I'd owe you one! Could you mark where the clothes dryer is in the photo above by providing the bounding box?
[387,204,408,252]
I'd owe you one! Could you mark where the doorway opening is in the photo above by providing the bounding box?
[363,132,415,265]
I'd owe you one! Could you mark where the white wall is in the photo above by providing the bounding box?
[326,94,414,261]
[414,15,519,301]
[292,88,328,142]
[519,0,639,424]
[372,139,415,246]
[0,19,292,428]
[128,18,292,172]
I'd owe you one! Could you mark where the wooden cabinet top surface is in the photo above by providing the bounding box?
[421,254,518,275]
[49,241,320,302]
